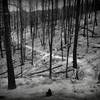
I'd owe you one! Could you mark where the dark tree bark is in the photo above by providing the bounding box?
[61,28,63,61]
[41,0,46,49]
[86,0,89,52]
[66,0,72,78]
[55,0,58,25]
[63,0,67,45]
[0,1,4,58]
[92,0,98,37]
[48,0,54,79]
[0,35,3,58]
[2,0,16,89]
[29,0,34,65]
[19,0,24,77]
[16,1,20,50]
[94,0,98,26]
[73,0,81,79]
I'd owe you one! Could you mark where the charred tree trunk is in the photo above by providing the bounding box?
[49,0,54,79]
[2,0,16,89]
[61,28,63,61]
[92,0,98,37]
[0,36,3,58]
[63,0,67,45]
[16,1,20,50]
[73,0,80,80]
[19,0,24,77]
[29,0,34,65]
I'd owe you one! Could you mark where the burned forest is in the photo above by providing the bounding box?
[0,0,100,100]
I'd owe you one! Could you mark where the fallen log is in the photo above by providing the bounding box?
[0,72,21,78]
[25,65,74,78]
[80,26,97,35]
[90,43,100,48]
[0,64,21,76]
[27,64,63,77]
[54,68,73,74]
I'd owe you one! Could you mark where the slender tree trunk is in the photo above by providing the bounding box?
[49,0,54,79]
[0,1,4,58]
[29,0,34,65]
[2,0,16,89]
[83,14,86,37]
[63,0,67,45]
[86,0,89,53]
[12,12,16,56]
[31,27,35,65]
[17,1,20,50]
[41,0,46,49]
[92,0,97,37]
[55,0,58,25]
[73,0,80,79]
[94,0,98,26]
[0,36,3,58]
[66,2,72,78]
[61,28,63,61]
[66,44,70,78]
[19,0,24,77]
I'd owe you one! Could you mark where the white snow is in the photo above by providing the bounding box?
[0,76,99,100]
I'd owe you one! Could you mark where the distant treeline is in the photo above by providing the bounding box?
[10,0,100,30]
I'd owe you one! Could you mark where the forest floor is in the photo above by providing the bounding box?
[0,11,100,100]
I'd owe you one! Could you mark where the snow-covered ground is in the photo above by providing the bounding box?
[0,11,100,100]
[0,76,100,100]
[0,51,100,100]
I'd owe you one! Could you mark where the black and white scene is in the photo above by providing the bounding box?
[0,0,100,100]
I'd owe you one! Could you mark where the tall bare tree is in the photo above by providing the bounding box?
[73,0,81,79]
[29,0,34,65]
[2,0,16,89]
[19,0,24,77]
[48,0,54,79]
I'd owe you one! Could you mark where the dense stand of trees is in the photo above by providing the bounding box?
[0,0,99,89]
